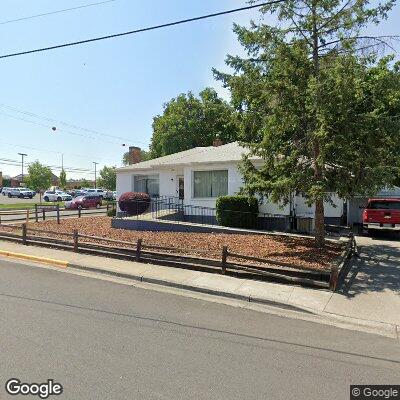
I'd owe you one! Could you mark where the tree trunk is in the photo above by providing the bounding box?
[314,198,325,246]
[311,0,325,247]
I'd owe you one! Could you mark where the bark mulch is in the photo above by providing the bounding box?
[3,216,344,272]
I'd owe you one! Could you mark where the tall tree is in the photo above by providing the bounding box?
[214,0,399,245]
[25,161,53,202]
[150,87,239,158]
[98,166,116,190]
[59,169,67,189]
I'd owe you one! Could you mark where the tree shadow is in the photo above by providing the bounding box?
[338,241,400,297]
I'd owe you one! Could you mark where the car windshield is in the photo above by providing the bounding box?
[367,201,400,210]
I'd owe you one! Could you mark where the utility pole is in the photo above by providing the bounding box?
[93,162,98,188]
[18,153,27,186]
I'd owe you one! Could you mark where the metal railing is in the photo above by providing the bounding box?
[117,197,291,232]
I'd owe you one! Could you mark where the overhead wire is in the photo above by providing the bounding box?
[0,1,286,59]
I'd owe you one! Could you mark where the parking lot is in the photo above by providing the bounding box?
[0,193,41,205]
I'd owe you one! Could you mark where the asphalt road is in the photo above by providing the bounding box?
[0,260,399,400]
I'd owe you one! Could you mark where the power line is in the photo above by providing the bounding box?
[0,110,146,149]
[0,103,146,144]
[0,1,285,59]
[0,0,117,26]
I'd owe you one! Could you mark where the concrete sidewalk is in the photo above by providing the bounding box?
[0,238,399,340]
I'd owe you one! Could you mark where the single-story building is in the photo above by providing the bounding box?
[116,141,345,230]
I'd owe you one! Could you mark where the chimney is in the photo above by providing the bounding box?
[213,135,223,147]
[128,146,141,164]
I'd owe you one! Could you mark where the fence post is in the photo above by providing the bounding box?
[26,209,30,224]
[221,246,228,274]
[42,208,45,221]
[329,264,339,291]
[78,207,81,218]
[73,230,79,252]
[136,238,142,261]
[22,223,27,245]
[106,203,110,212]
[35,204,38,222]
[56,205,60,224]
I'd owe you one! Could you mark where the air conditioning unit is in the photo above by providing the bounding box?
[296,217,315,233]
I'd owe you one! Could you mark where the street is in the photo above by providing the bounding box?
[0,259,399,399]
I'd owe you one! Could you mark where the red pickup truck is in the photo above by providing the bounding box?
[362,198,400,233]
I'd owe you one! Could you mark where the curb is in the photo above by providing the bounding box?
[0,250,68,268]
[1,250,398,340]
[67,262,321,314]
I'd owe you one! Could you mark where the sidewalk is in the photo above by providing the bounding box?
[0,238,399,340]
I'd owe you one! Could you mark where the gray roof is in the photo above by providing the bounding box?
[117,142,260,172]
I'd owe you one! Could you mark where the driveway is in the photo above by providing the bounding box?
[324,233,400,326]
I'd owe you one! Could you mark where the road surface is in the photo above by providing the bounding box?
[0,259,399,399]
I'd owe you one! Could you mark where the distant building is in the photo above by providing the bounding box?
[11,172,60,188]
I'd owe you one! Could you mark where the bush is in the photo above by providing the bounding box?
[107,208,116,217]
[118,192,150,216]
[216,195,259,229]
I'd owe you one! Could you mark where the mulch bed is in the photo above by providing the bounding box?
[0,217,343,272]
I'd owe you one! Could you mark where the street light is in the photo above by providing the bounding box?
[93,162,99,188]
[18,153,27,186]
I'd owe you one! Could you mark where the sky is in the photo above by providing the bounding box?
[0,0,399,180]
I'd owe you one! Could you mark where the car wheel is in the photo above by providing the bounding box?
[57,197,62,202]
[8,193,11,198]
[44,196,49,202]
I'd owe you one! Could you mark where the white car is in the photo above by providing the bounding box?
[84,188,106,199]
[8,188,35,199]
[2,187,11,196]
[43,190,72,202]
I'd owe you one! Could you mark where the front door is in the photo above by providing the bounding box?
[177,176,184,200]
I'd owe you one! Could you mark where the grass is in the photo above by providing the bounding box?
[0,201,64,210]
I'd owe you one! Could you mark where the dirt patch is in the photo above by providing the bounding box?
[4,217,343,271]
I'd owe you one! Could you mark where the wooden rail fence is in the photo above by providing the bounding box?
[0,222,356,290]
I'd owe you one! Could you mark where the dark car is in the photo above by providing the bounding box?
[64,195,102,209]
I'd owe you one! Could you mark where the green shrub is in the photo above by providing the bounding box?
[107,208,116,217]
[216,195,259,229]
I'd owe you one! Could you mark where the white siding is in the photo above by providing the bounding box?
[295,193,343,218]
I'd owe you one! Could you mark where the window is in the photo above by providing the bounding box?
[134,175,159,197]
[368,201,400,210]
[193,170,228,198]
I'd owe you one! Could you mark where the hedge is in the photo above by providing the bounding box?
[118,192,150,216]
[216,195,259,229]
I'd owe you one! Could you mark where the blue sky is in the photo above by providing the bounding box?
[0,0,399,180]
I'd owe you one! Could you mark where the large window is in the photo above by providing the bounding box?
[134,175,159,197]
[193,170,228,198]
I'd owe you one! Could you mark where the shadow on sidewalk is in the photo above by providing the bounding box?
[337,241,400,298]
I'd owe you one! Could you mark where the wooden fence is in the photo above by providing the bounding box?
[0,222,357,290]
[0,203,115,224]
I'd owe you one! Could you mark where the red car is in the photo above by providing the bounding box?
[362,198,400,233]
[65,195,102,210]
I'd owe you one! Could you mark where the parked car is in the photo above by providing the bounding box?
[7,188,35,199]
[64,195,102,209]
[84,188,106,199]
[43,190,72,202]
[362,198,400,234]
[102,190,115,201]
[2,187,12,196]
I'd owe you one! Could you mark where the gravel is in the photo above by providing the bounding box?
[7,217,344,271]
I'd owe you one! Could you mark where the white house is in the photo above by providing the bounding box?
[116,141,344,229]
